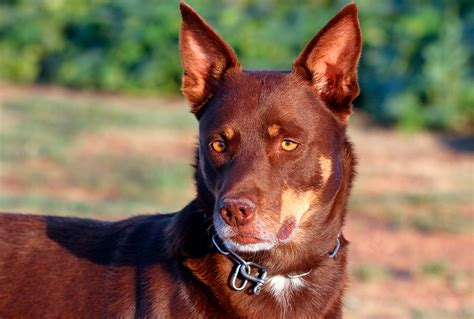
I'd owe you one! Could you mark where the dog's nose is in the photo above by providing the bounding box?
[219,197,255,226]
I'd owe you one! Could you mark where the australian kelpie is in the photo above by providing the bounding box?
[0,2,361,318]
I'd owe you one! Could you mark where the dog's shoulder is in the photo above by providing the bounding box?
[0,211,177,266]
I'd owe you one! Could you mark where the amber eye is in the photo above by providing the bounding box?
[210,140,226,153]
[281,139,299,152]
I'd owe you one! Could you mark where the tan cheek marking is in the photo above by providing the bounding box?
[319,155,333,186]
[224,128,234,140]
[280,189,318,223]
[267,124,280,137]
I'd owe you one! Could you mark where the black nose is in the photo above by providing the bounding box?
[219,197,255,226]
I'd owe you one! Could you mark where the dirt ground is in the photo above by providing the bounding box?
[345,124,473,318]
[0,82,473,318]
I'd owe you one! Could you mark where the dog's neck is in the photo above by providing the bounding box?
[180,221,348,317]
[165,195,348,317]
[211,231,343,294]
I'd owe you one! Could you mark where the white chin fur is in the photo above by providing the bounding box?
[224,240,275,253]
[214,216,275,252]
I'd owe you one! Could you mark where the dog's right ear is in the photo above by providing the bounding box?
[179,2,240,114]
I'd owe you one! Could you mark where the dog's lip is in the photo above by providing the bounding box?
[229,234,263,244]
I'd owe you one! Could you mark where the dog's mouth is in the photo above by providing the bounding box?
[230,234,263,244]
[214,220,276,252]
[213,212,300,252]
[219,230,275,251]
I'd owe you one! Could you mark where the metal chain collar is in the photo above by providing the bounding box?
[211,233,341,295]
[212,234,268,294]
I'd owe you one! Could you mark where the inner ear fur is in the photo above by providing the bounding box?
[293,3,362,123]
[179,2,240,114]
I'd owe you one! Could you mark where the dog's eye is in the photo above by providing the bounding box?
[210,140,226,153]
[281,139,299,152]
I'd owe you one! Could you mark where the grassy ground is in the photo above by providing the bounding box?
[0,83,473,318]
[0,86,197,216]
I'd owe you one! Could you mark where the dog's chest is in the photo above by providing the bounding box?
[266,275,307,304]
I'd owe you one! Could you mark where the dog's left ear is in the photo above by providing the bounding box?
[293,3,362,123]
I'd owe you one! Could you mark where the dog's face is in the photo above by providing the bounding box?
[198,72,347,253]
[179,2,361,252]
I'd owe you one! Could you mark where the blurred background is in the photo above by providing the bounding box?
[0,0,472,318]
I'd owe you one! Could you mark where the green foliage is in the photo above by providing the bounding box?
[386,8,474,132]
[0,0,473,132]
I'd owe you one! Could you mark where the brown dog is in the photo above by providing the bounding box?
[0,2,361,318]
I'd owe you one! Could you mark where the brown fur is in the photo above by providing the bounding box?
[0,2,361,318]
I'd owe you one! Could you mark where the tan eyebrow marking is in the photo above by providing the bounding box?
[224,128,234,140]
[267,124,281,137]
[319,155,333,185]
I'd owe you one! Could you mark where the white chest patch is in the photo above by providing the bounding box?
[267,275,306,304]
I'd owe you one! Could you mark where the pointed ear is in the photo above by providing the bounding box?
[179,2,240,114]
[293,3,362,123]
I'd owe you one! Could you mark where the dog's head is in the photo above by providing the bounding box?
[179,2,361,253]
